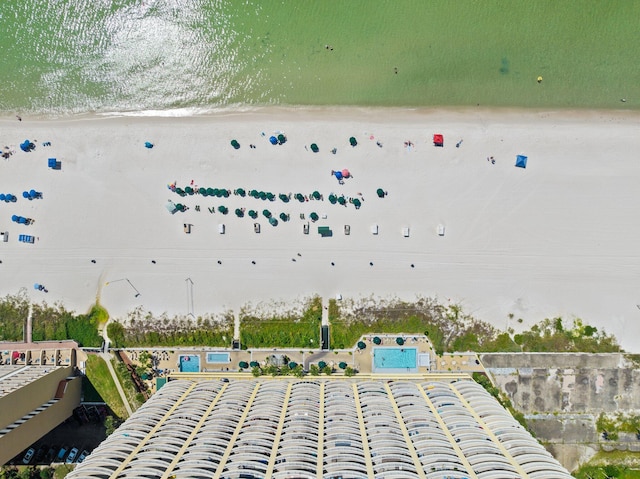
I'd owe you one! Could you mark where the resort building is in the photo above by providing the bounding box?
[0,341,81,465]
[67,377,573,479]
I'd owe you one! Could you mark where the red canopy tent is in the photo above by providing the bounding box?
[433,134,444,147]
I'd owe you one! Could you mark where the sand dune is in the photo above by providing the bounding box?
[1,108,639,350]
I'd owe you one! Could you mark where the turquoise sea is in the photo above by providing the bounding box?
[1,0,639,115]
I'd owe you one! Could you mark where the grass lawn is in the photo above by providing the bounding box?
[85,354,128,419]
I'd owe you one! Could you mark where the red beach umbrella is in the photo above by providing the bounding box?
[341,169,350,178]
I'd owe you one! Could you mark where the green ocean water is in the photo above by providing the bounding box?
[1,0,639,115]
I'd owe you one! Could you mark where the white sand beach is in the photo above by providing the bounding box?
[1,107,639,350]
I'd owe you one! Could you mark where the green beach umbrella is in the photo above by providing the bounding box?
[338,196,346,205]
[339,362,347,369]
[377,188,385,198]
[269,217,278,226]
[310,143,319,153]
[235,208,244,217]
[328,194,337,204]
[212,188,220,196]
[312,191,321,200]
[309,212,319,222]
[218,205,228,214]
[288,361,298,369]
[278,134,286,144]
[357,341,366,350]
[353,198,361,208]
[239,361,249,369]
[175,203,185,212]
[216,189,224,198]
[236,188,246,197]
[295,193,305,202]
[279,212,288,222]
[259,191,267,200]
[175,187,185,196]
[279,193,289,202]
[396,337,404,345]
[198,187,207,195]
[185,186,194,195]
[263,209,272,218]
[349,136,357,147]
[318,361,327,369]
[249,361,259,368]
[373,336,381,345]
[248,210,258,219]
[231,139,240,149]
[222,189,230,198]
[206,187,215,196]
[250,189,259,198]
[266,192,275,201]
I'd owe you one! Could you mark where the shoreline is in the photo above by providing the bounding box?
[1,107,639,351]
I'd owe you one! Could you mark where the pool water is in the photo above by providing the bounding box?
[179,354,201,373]
[373,348,417,373]
[206,352,230,364]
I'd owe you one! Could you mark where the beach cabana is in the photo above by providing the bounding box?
[269,136,278,145]
[373,336,382,345]
[349,137,357,147]
[515,155,528,168]
[433,134,444,147]
[231,139,240,149]
[377,188,385,198]
[357,341,366,350]
[310,143,319,153]
[165,202,178,214]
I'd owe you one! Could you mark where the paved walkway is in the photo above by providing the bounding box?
[99,321,133,418]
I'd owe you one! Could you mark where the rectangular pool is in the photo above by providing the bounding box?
[179,354,201,373]
[206,352,230,364]
[372,348,418,373]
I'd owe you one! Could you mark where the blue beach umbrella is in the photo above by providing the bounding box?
[144,141,154,149]
[18,216,27,224]
[334,171,343,180]
[34,283,41,290]
[0,194,6,201]
[11,215,18,222]
[269,136,278,145]
[23,191,30,199]
[29,189,38,198]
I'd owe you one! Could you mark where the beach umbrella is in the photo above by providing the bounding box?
[18,216,27,224]
[236,188,246,197]
[199,187,207,196]
[396,337,404,345]
[341,169,350,178]
[216,189,225,198]
[278,134,286,144]
[9,195,16,202]
[310,143,319,153]
[269,136,278,145]
[231,139,240,149]
[334,171,343,180]
[339,362,347,369]
[22,191,30,199]
[212,188,220,196]
[262,209,271,218]
[248,210,258,219]
[175,187,185,196]
[328,194,337,204]
[249,361,259,368]
[373,336,382,345]
[349,136,357,147]
[175,204,185,211]
[259,191,267,200]
[357,341,366,350]
[250,189,259,198]
[11,215,18,222]
[239,361,249,369]
[269,217,278,226]
[235,208,244,217]
[279,212,288,222]
[0,194,5,201]
[266,192,275,201]
[310,212,319,222]
[288,361,298,369]
[279,193,289,202]
[29,189,38,199]
[206,187,214,196]
[185,186,194,195]
[295,193,305,202]
[312,191,321,200]
[338,196,346,205]
[218,205,228,214]
[144,141,154,149]
[222,189,230,198]
[377,188,385,198]
[318,361,327,369]
[353,198,361,208]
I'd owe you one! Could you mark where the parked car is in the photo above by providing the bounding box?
[77,450,90,463]
[22,448,35,464]
[65,447,78,464]
[45,445,58,462]
[57,446,68,461]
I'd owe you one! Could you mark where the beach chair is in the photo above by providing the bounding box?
[344,225,350,235]
[370,224,379,235]
[433,134,444,147]
[437,224,445,236]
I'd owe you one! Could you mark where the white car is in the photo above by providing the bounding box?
[22,448,35,464]
[65,447,78,464]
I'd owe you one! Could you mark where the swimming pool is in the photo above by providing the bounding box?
[179,354,201,373]
[206,352,230,364]
[372,348,418,373]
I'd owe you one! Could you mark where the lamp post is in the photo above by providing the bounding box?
[105,278,141,298]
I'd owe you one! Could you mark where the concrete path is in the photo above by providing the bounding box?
[99,351,133,417]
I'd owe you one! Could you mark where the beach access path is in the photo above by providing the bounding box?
[0,107,639,351]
